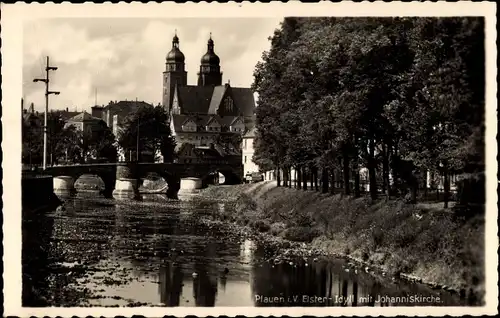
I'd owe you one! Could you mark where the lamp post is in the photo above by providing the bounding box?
[33,56,59,170]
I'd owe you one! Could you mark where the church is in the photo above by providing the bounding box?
[162,32,256,152]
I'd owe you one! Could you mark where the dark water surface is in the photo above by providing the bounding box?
[23,191,465,307]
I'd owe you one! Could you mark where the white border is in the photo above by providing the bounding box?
[2,2,498,317]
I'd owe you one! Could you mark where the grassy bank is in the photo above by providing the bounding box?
[200,182,485,303]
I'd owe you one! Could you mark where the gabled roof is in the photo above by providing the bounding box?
[172,114,191,131]
[59,111,80,121]
[207,85,228,114]
[231,87,256,117]
[177,85,214,114]
[230,116,244,126]
[172,114,247,132]
[205,116,221,126]
[217,115,235,127]
[181,117,197,126]
[103,100,153,112]
[243,126,256,138]
[67,111,102,122]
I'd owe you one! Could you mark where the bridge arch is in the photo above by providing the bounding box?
[202,167,242,185]
[136,166,181,199]
[49,164,118,198]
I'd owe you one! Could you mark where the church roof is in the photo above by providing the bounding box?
[231,87,256,117]
[207,85,227,114]
[176,84,255,117]
[177,86,214,113]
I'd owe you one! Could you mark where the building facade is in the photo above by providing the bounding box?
[242,127,260,176]
[162,32,256,152]
[64,111,106,136]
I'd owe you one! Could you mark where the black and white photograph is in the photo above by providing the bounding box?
[2,2,497,317]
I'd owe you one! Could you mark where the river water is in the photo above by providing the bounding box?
[22,190,466,307]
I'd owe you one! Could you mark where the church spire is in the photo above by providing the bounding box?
[198,33,222,87]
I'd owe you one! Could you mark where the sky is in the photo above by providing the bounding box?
[22,18,282,112]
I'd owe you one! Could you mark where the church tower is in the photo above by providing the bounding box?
[197,34,222,87]
[163,31,188,111]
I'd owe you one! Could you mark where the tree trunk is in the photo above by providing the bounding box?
[283,166,289,187]
[410,180,417,204]
[368,138,378,200]
[296,166,302,190]
[330,169,335,195]
[314,167,319,191]
[309,167,314,190]
[276,166,281,187]
[443,164,450,208]
[293,167,298,189]
[343,150,351,195]
[288,168,292,188]
[354,162,361,198]
[302,166,308,190]
[322,167,329,194]
[382,142,390,202]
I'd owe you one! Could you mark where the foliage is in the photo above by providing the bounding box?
[22,111,118,165]
[117,105,176,162]
[252,17,485,204]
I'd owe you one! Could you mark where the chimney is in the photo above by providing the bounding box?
[30,103,35,114]
[21,98,24,112]
[66,107,69,112]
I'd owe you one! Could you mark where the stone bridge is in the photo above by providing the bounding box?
[43,161,243,198]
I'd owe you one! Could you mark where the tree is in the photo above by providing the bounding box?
[214,133,242,154]
[118,104,176,162]
[81,121,117,162]
[252,17,485,207]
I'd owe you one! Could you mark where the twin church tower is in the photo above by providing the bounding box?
[162,32,223,110]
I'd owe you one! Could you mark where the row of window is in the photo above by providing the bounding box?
[178,135,214,141]
[182,125,244,133]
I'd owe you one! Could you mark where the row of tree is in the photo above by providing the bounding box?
[22,105,177,166]
[22,111,117,165]
[252,17,485,206]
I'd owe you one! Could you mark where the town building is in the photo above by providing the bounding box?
[91,100,155,137]
[64,111,107,136]
[242,127,260,176]
[162,32,256,152]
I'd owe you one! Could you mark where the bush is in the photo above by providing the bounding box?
[281,226,320,243]
[269,222,287,236]
[252,220,271,233]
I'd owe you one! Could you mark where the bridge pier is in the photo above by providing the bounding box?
[53,176,76,195]
[179,177,203,193]
[113,178,139,198]
[113,165,139,199]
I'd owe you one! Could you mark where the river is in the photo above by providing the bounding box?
[22,190,466,307]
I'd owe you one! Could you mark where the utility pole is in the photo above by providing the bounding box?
[34,56,59,170]
[136,98,140,162]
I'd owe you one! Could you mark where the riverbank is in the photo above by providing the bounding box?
[198,182,485,304]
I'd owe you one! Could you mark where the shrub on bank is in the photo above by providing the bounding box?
[225,183,484,299]
[280,226,321,243]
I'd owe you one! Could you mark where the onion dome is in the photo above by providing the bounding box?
[166,32,185,63]
[200,34,220,65]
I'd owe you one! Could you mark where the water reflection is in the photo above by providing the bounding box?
[159,262,183,306]
[22,212,54,306]
[23,194,466,307]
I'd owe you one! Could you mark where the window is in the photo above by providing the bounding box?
[244,139,247,149]
[244,156,247,163]
[224,97,234,112]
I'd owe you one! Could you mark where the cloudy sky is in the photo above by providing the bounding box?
[22,18,282,112]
